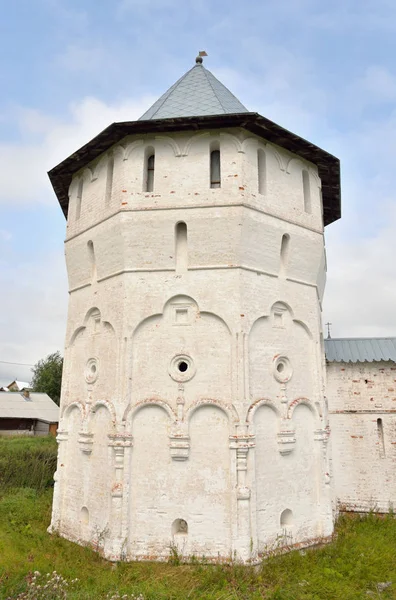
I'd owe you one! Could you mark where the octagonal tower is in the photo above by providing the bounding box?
[48,56,341,562]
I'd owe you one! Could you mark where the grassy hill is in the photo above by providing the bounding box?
[0,436,395,599]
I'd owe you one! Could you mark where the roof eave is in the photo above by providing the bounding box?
[48,112,341,226]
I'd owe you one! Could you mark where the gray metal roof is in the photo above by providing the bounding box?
[0,392,59,423]
[325,337,396,363]
[139,61,248,120]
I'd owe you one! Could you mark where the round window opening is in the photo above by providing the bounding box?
[85,358,99,384]
[169,354,196,382]
[273,356,292,383]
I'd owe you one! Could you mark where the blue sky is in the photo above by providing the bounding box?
[1,0,395,385]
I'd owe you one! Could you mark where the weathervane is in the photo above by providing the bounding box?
[196,50,208,64]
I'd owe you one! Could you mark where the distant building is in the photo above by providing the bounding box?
[0,391,59,436]
[6,380,31,392]
[326,337,396,514]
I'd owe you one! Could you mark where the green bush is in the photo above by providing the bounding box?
[0,436,57,492]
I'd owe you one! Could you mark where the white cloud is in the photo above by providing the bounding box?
[0,95,156,206]
[0,251,68,387]
[324,199,396,337]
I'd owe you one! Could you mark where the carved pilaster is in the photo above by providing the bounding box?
[169,435,190,461]
[277,423,296,455]
[78,431,94,455]
[108,433,133,544]
[229,434,255,561]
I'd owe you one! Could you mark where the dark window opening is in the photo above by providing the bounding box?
[210,150,221,188]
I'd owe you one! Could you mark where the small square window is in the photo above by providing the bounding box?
[173,304,192,326]
[274,311,284,328]
[176,308,188,324]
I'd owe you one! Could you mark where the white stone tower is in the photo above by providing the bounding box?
[49,55,341,562]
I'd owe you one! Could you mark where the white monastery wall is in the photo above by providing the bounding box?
[51,127,332,562]
[328,361,396,513]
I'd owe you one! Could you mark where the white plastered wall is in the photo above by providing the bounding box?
[50,127,332,561]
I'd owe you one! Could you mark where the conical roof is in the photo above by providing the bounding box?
[139,58,249,120]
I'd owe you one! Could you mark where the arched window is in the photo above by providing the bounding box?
[280,509,293,529]
[105,155,114,206]
[280,234,290,277]
[175,222,188,274]
[210,146,221,188]
[145,151,155,192]
[302,169,311,213]
[87,240,97,283]
[377,418,385,458]
[76,178,84,220]
[257,149,266,195]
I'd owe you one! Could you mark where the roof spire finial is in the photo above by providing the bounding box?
[325,322,332,339]
[196,50,208,64]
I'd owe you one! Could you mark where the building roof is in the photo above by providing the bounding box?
[139,60,248,120]
[325,337,396,363]
[48,59,341,227]
[7,380,31,391]
[0,392,59,423]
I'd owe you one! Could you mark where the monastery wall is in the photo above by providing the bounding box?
[327,361,396,512]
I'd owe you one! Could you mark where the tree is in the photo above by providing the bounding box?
[31,351,63,406]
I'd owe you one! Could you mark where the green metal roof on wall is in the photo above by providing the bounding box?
[325,337,396,363]
[139,57,249,120]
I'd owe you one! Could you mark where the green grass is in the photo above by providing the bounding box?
[0,436,57,492]
[0,437,395,599]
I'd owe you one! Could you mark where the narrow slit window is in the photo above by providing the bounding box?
[105,155,114,206]
[210,150,221,188]
[302,170,311,213]
[175,222,188,274]
[258,149,266,194]
[76,178,84,220]
[280,234,290,276]
[146,153,155,192]
[377,418,385,458]
[87,241,97,283]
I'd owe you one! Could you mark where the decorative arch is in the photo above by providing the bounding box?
[74,166,94,184]
[219,132,244,153]
[181,132,210,156]
[309,168,321,188]
[69,325,85,347]
[246,398,280,424]
[90,399,117,423]
[287,397,319,420]
[83,307,101,324]
[61,400,85,420]
[285,156,305,174]
[68,177,80,198]
[112,144,126,160]
[132,313,162,339]
[122,398,177,427]
[123,139,144,161]
[293,319,313,340]
[241,137,262,152]
[91,153,109,182]
[163,293,196,312]
[270,300,294,318]
[185,398,239,424]
[200,311,232,335]
[154,135,182,157]
[266,145,286,172]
